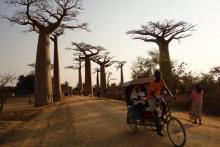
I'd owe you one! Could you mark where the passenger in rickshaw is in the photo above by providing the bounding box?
[147,69,168,137]
[130,86,147,119]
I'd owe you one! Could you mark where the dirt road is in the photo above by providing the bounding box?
[1,96,220,147]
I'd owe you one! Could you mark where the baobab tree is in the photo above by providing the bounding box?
[127,19,195,88]
[94,68,100,90]
[51,24,88,100]
[65,55,84,95]
[3,0,87,106]
[106,71,117,87]
[92,52,115,95]
[67,42,104,96]
[115,61,126,87]
[50,28,64,102]
[51,26,88,101]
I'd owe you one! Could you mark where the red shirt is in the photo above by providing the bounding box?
[147,79,165,100]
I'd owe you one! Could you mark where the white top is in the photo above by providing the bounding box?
[130,89,146,101]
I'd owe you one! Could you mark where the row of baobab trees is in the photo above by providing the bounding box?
[2,0,126,107]
[2,0,195,107]
[65,43,126,97]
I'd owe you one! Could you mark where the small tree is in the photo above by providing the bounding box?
[15,74,35,95]
[0,73,16,89]
[0,73,16,112]
[127,19,195,88]
[210,66,220,83]
[131,50,159,79]
[3,0,87,106]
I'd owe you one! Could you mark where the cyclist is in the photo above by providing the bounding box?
[147,69,169,136]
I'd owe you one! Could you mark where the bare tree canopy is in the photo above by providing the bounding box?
[115,61,126,86]
[92,51,114,95]
[28,63,54,69]
[92,51,115,67]
[3,0,88,33]
[0,73,16,88]
[67,42,105,58]
[127,19,195,90]
[66,42,105,96]
[115,61,127,70]
[127,19,195,43]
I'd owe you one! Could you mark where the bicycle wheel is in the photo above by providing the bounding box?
[167,117,186,147]
[127,111,137,134]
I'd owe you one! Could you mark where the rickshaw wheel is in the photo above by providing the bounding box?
[167,117,186,147]
[127,111,137,134]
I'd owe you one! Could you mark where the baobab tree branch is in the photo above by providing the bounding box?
[167,24,195,42]
[60,23,90,32]
[133,37,157,43]
[92,51,114,65]
[105,61,115,67]
[115,61,127,70]
[4,0,86,33]
[127,20,195,43]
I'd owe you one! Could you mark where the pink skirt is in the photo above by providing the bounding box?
[189,103,202,119]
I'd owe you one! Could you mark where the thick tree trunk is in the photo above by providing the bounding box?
[100,64,107,95]
[53,36,62,102]
[84,58,93,96]
[158,41,173,89]
[120,66,124,87]
[96,71,100,89]
[78,63,83,95]
[35,31,53,107]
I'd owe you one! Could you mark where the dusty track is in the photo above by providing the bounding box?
[1,96,220,147]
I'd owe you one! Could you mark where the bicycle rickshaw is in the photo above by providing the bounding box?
[123,77,186,147]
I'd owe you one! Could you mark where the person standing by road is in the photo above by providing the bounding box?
[190,84,204,125]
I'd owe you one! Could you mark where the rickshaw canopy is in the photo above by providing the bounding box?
[122,77,155,88]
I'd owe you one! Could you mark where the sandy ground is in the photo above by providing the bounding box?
[1,96,220,147]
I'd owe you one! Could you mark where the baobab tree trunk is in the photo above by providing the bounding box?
[120,66,124,87]
[53,36,62,102]
[35,30,53,107]
[158,41,173,89]
[85,58,93,96]
[100,64,107,95]
[96,71,100,89]
[78,63,83,95]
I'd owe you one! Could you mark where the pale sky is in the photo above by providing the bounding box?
[0,0,220,87]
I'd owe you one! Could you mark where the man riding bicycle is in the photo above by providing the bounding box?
[147,69,170,137]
